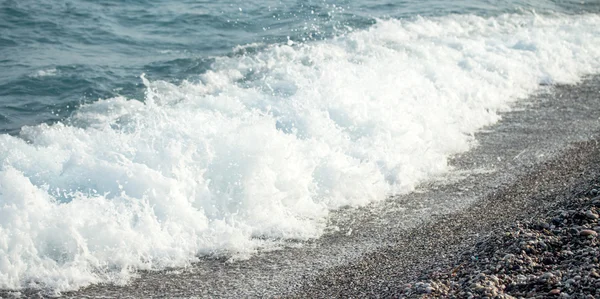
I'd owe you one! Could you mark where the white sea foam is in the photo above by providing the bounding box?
[31,68,58,78]
[2,13,600,291]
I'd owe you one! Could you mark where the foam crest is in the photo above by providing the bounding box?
[2,13,600,291]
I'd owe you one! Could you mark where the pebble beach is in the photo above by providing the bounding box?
[403,189,600,298]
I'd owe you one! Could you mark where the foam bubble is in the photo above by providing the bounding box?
[31,69,58,78]
[2,12,600,291]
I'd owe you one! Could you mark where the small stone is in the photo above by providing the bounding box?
[503,254,515,260]
[580,229,598,237]
[585,211,599,219]
[549,289,561,295]
[565,278,576,285]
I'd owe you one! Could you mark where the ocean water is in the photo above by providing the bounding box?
[1,0,600,292]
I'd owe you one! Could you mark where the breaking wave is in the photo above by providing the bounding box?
[1,12,600,291]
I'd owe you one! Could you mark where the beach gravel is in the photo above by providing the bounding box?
[402,192,600,298]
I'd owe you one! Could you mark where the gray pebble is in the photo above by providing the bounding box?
[585,211,599,219]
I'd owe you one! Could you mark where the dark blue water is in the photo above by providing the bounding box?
[1,0,597,134]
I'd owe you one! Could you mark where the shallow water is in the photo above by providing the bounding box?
[1,0,600,292]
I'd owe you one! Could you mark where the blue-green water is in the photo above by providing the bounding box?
[1,0,597,133]
[2,0,600,292]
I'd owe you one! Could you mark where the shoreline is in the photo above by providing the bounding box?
[3,77,600,298]
[291,77,600,297]
[294,139,600,298]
